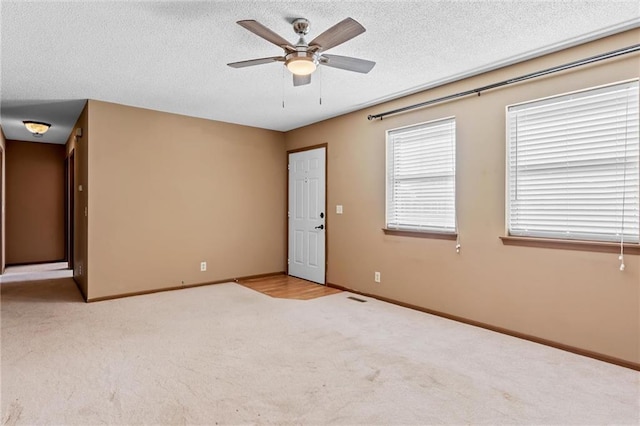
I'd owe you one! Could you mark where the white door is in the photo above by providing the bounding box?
[288,147,326,284]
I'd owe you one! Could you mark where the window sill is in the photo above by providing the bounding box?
[382,228,458,240]
[500,236,640,255]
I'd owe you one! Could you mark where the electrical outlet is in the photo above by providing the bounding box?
[374,271,381,283]
[200,261,207,272]
[336,205,343,214]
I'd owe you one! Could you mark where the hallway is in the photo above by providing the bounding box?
[1,262,72,283]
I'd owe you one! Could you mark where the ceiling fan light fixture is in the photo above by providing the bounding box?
[23,120,51,136]
[285,52,318,76]
[287,58,316,75]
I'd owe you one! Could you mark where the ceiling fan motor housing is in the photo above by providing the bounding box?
[286,19,318,75]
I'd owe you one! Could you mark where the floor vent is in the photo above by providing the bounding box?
[347,296,367,303]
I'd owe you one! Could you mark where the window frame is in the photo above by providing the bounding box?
[385,116,457,237]
[503,79,640,248]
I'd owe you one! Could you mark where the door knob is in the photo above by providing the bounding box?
[315,224,324,230]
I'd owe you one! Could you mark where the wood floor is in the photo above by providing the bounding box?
[238,274,342,300]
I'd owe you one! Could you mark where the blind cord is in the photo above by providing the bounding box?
[618,90,631,272]
[514,114,518,200]
[452,121,460,254]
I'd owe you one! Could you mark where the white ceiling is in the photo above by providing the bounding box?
[1,1,639,144]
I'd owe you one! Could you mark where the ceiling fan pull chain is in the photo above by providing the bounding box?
[319,67,323,105]
[282,65,286,109]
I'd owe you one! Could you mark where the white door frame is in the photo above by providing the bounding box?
[287,144,327,284]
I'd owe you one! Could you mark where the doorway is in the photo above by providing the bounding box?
[0,146,3,275]
[287,145,327,284]
[66,150,75,270]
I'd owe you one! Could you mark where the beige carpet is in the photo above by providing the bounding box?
[1,278,638,425]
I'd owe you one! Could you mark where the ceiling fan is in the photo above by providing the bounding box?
[227,17,375,86]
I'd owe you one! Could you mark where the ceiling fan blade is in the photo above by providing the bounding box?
[237,20,295,51]
[320,54,376,73]
[309,18,365,51]
[293,74,311,86]
[227,56,284,68]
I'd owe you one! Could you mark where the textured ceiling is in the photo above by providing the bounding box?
[1,1,639,144]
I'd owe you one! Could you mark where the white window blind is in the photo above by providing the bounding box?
[386,117,456,232]
[507,80,640,243]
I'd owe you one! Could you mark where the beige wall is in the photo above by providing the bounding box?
[0,127,5,273]
[86,100,286,300]
[5,140,66,264]
[285,29,640,365]
[66,103,89,298]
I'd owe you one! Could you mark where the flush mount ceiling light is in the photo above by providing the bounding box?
[23,120,51,137]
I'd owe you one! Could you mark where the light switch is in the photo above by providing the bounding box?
[336,205,343,214]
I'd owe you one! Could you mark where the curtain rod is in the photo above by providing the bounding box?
[367,44,640,121]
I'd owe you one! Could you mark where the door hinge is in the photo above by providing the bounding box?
[287,258,290,265]
[287,164,290,171]
[287,211,290,218]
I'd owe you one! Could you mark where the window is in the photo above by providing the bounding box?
[507,80,639,243]
[386,117,456,233]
